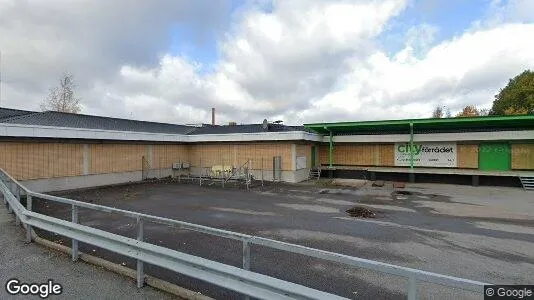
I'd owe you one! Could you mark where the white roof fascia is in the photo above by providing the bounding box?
[0,123,323,142]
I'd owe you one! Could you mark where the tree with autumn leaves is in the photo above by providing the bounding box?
[455,106,489,118]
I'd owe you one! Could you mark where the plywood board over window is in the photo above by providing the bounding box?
[318,143,394,167]
[296,156,307,170]
[378,144,395,167]
[296,144,311,169]
[457,144,478,169]
[512,144,534,170]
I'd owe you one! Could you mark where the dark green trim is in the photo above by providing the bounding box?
[311,145,316,168]
[409,123,414,170]
[304,115,534,134]
[329,131,333,167]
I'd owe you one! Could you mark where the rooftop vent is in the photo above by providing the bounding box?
[262,119,269,131]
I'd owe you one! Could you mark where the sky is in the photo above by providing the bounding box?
[0,0,533,125]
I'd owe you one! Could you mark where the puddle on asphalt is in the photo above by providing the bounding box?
[346,206,376,218]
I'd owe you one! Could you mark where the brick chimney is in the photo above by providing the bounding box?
[211,108,215,125]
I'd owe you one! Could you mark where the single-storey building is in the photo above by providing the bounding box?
[305,115,534,188]
[0,108,319,191]
[0,107,532,191]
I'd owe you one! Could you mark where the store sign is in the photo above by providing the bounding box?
[395,142,457,168]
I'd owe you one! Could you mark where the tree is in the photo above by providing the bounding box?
[503,107,530,115]
[490,70,534,115]
[431,105,452,118]
[478,108,490,116]
[40,73,81,113]
[431,105,444,118]
[456,105,480,117]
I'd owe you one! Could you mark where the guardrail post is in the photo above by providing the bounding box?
[1,176,6,205]
[26,194,32,243]
[408,276,417,300]
[15,186,21,225]
[243,240,250,270]
[242,240,251,300]
[136,216,145,288]
[7,184,12,212]
[71,205,79,261]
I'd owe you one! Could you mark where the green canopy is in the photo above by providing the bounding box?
[304,115,534,135]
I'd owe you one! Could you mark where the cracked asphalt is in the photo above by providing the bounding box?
[30,179,534,299]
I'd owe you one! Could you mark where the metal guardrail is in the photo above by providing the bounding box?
[0,168,488,299]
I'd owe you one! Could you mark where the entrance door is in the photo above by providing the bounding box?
[479,143,511,171]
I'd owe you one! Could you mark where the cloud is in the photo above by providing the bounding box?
[0,0,232,113]
[302,23,534,122]
[112,0,409,124]
[1,0,534,126]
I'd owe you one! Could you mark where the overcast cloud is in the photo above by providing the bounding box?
[1,0,533,125]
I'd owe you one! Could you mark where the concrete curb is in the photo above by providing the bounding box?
[31,234,213,300]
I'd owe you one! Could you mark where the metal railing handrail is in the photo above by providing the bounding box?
[26,190,486,292]
[1,181,344,300]
[0,168,489,299]
[224,159,251,183]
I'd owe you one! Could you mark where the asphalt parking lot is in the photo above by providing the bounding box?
[32,179,534,299]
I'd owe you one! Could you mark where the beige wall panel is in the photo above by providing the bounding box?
[152,144,190,169]
[0,142,83,180]
[90,144,147,174]
[36,143,49,179]
[190,143,293,171]
[189,144,233,167]
[457,144,478,169]
[512,144,534,170]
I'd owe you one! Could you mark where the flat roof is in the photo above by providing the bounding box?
[304,115,534,134]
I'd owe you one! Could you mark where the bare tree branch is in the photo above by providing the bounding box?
[40,73,81,113]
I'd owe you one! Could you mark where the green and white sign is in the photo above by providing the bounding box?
[395,142,457,168]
